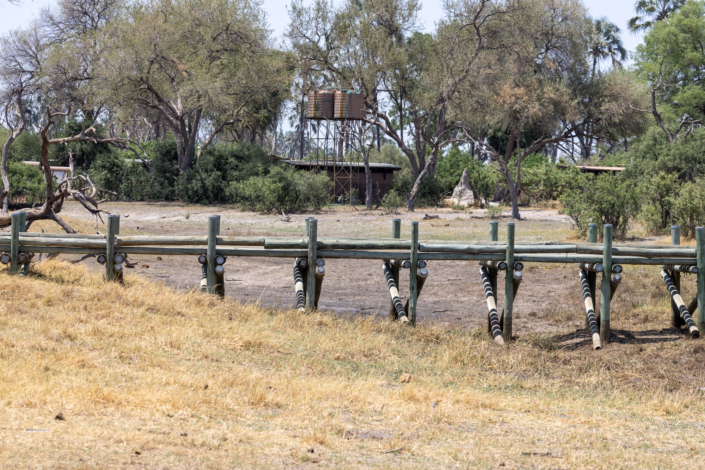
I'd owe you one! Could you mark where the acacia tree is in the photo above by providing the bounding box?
[102,0,292,175]
[454,0,647,219]
[288,0,508,210]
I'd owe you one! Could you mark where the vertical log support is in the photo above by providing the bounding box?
[580,269,602,350]
[206,215,220,294]
[389,219,402,319]
[408,221,419,326]
[661,270,700,337]
[10,211,26,275]
[502,223,515,342]
[306,219,317,310]
[600,224,613,344]
[489,221,499,303]
[697,227,705,332]
[384,262,408,322]
[670,226,683,328]
[106,215,120,282]
[588,223,598,316]
[481,267,504,345]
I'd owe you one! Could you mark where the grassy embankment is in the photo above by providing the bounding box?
[1,259,704,469]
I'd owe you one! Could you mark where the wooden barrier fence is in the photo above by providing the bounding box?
[2,212,705,347]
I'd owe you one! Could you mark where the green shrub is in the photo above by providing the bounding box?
[381,190,403,214]
[182,143,271,204]
[392,171,448,208]
[122,140,180,201]
[88,152,126,197]
[639,172,679,234]
[672,179,705,237]
[486,204,503,219]
[7,162,45,205]
[0,130,41,163]
[560,173,642,239]
[233,165,332,213]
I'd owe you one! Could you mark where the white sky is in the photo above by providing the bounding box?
[0,0,645,60]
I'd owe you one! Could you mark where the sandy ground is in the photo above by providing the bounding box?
[38,201,691,342]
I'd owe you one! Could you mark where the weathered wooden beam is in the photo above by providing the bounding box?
[206,216,220,294]
[217,248,308,258]
[498,270,522,328]
[18,237,107,248]
[306,219,317,310]
[576,243,696,258]
[404,268,428,315]
[389,219,402,320]
[480,267,504,345]
[515,254,604,264]
[697,227,705,332]
[408,222,419,326]
[106,215,120,282]
[661,270,700,337]
[579,269,602,350]
[670,226,683,329]
[600,225,613,344]
[10,212,25,275]
[317,250,409,260]
[419,252,504,261]
[3,232,105,239]
[502,223,515,342]
[419,243,506,254]
[24,246,104,255]
[588,224,598,315]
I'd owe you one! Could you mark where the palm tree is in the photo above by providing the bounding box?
[627,0,688,33]
[588,18,627,77]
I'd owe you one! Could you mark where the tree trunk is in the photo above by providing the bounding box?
[1,98,26,216]
[406,147,439,211]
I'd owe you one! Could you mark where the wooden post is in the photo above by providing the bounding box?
[206,216,220,293]
[106,215,120,282]
[579,269,602,350]
[600,224,612,344]
[314,265,325,309]
[670,226,683,328]
[389,219,401,319]
[10,211,26,275]
[293,261,306,311]
[404,268,428,314]
[408,221,419,325]
[502,223,515,342]
[306,219,317,310]
[697,227,705,332]
[487,221,499,333]
[588,223,598,313]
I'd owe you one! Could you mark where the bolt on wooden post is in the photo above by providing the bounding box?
[10,211,26,275]
[502,222,515,342]
[408,221,419,326]
[305,219,318,310]
[206,216,220,293]
[697,227,705,332]
[600,224,613,344]
[106,215,120,282]
[670,226,682,328]
[389,219,401,319]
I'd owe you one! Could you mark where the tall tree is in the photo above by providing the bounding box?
[633,0,705,143]
[628,0,688,33]
[588,18,627,77]
[102,0,292,175]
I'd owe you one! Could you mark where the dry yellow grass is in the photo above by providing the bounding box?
[1,261,704,468]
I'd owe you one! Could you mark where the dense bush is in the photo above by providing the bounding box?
[121,139,180,201]
[50,119,115,169]
[233,165,332,213]
[381,189,403,214]
[560,173,642,239]
[89,152,126,196]
[0,130,41,163]
[181,143,271,204]
[436,147,501,203]
[639,172,679,235]
[7,161,45,205]
[672,179,705,237]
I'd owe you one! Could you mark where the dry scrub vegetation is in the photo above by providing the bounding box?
[1,261,704,468]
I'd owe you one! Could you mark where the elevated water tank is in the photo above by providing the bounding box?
[334,90,365,120]
[306,90,335,120]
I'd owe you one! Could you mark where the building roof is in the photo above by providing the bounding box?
[558,164,625,173]
[284,160,401,171]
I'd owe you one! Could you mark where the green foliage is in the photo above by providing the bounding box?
[88,152,126,196]
[627,127,705,183]
[634,1,705,126]
[486,205,503,219]
[560,173,642,239]
[672,178,705,237]
[521,162,584,203]
[121,139,180,201]
[50,120,114,169]
[7,162,45,204]
[639,172,679,234]
[0,130,41,163]
[436,147,501,203]
[233,165,332,213]
[182,143,271,204]
[381,190,403,214]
